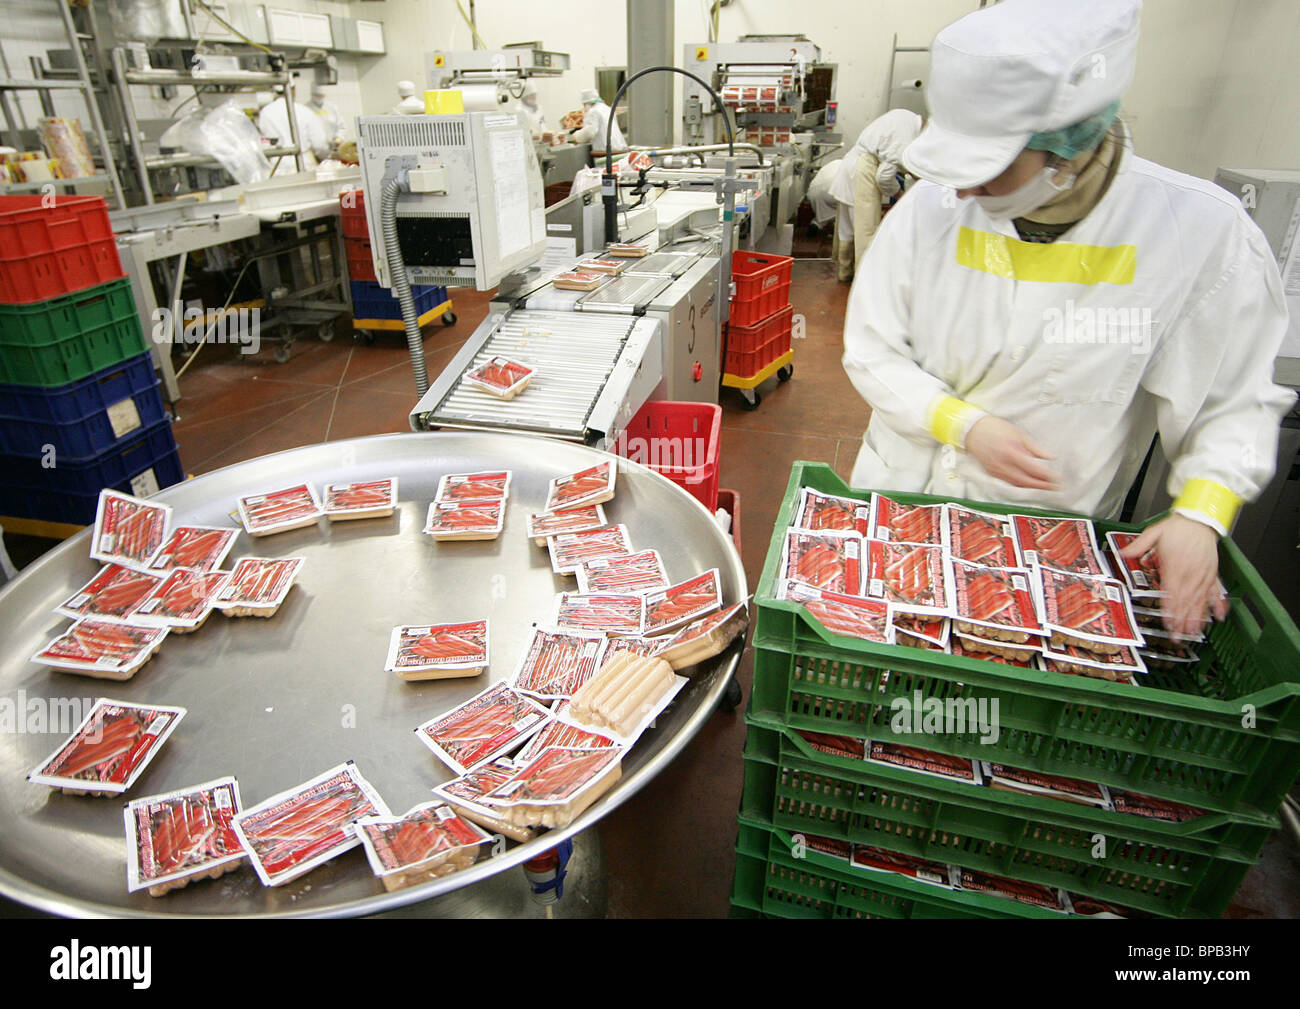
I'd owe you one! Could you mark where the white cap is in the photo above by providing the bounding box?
[579,88,600,105]
[904,0,1140,189]
[397,80,416,97]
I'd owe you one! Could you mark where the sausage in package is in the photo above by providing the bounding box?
[952,631,1038,666]
[516,702,617,762]
[386,620,489,680]
[1039,640,1147,681]
[576,549,669,594]
[526,504,606,545]
[867,494,946,546]
[955,868,1071,913]
[1107,789,1209,823]
[779,529,862,595]
[91,489,172,571]
[863,539,952,617]
[231,761,389,888]
[237,483,323,536]
[463,357,535,400]
[1104,530,1163,598]
[479,745,623,829]
[948,557,1046,643]
[436,470,512,503]
[553,592,645,637]
[146,525,237,573]
[131,568,231,633]
[1036,565,1144,653]
[867,740,983,785]
[641,569,723,635]
[31,619,170,680]
[510,626,606,699]
[981,762,1111,809]
[431,758,535,843]
[322,478,397,521]
[651,601,749,671]
[354,802,492,892]
[124,776,246,896]
[564,651,685,744]
[792,488,870,534]
[56,564,164,623]
[1011,514,1109,576]
[548,524,632,575]
[423,499,505,541]
[215,557,304,617]
[545,461,616,511]
[415,681,552,774]
[892,614,950,649]
[777,579,890,643]
[945,505,1019,568]
[852,846,956,889]
[28,699,186,795]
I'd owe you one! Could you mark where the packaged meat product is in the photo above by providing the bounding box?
[804,835,854,863]
[232,761,389,888]
[28,699,186,795]
[214,557,304,617]
[517,702,617,763]
[145,525,237,573]
[867,494,946,546]
[606,242,650,257]
[792,488,870,535]
[322,478,397,521]
[431,758,536,843]
[598,635,662,663]
[548,524,632,575]
[890,613,949,648]
[1107,789,1208,823]
[55,564,163,623]
[575,258,625,274]
[386,620,489,680]
[796,730,866,761]
[436,470,512,503]
[1068,895,1130,918]
[948,557,1046,643]
[981,762,1111,808]
[864,539,953,617]
[510,627,606,699]
[124,776,245,896]
[1011,514,1109,576]
[779,530,862,596]
[867,740,983,785]
[1036,565,1144,653]
[236,483,323,537]
[527,504,606,545]
[565,651,684,741]
[552,270,606,291]
[1105,530,1163,597]
[463,357,535,400]
[652,601,749,670]
[415,682,552,774]
[852,846,956,888]
[423,499,505,541]
[545,461,616,511]
[955,868,1071,912]
[131,568,231,633]
[355,802,492,892]
[480,745,623,828]
[1039,641,1147,680]
[945,505,1019,568]
[552,592,645,637]
[777,580,890,644]
[91,489,173,572]
[575,549,669,594]
[952,631,1040,665]
[31,620,170,680]
[642,569,723,635]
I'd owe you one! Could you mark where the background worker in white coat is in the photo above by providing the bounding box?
[569,88,626,154]
[804,159,842,235]
[257,85,331,173]
[519,80,546,139]
[829,110,922,282]
[308,83,345,147]
[841,0,1294,635]
[393,80,425,115]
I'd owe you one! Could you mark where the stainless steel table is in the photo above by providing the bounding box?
[0,432,745,917]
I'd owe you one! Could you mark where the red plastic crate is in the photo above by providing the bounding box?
[340,189,368,240]
[0,195,124,304]
[728,304,793,355]
[718,487,741,557]
[730,250,792,327]
[725,308,793,378]
[346,238,378,282]
[613,400,722,512]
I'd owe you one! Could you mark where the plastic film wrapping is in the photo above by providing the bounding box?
[40,118,95,178]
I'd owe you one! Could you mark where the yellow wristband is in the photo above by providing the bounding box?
[1172,478,1242,535]
[929,396,986,449]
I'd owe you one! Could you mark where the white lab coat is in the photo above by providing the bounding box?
[309,100,345,143]
[570,101,626,153]
[831,111,921,237]
[393,95,426,115]
[521,101,546,138]
[806,160,841,228]
[841,150,1296,520]
[257,98,330,171]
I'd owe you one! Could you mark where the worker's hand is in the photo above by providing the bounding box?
[1120,514,1228,637]
[965,416,1062,492]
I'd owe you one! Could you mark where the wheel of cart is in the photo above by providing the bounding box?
[722,289,795,410]
[723,349,794,411]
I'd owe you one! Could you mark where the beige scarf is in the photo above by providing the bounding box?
[1018,122,1126,231]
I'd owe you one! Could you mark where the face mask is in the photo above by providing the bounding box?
[972,165,1074,221]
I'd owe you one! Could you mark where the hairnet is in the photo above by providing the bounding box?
[1026,100,1121,159]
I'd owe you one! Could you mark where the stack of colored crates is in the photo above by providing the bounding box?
[0,195,182,528]
[724,251,794,391]
[732,461,1300,919]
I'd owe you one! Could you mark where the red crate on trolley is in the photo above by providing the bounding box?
[0,195,124,304]
[613,400,723,512]
[339,188,369,240]
[730,250,792,328]
[725,304,793,377]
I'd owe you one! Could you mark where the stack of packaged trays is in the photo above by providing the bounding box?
[730,461,1300,920]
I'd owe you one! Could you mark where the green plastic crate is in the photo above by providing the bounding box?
[740,718,1266,918]
[751,463,1300,821]
[0,278,147,387]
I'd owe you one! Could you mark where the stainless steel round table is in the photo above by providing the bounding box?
[0,432,746,917]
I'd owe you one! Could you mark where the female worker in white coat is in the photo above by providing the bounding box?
[841,0,1294,635]
[829,110,922,282]
[569,88,627,154]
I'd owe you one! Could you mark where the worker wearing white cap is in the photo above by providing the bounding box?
[393,80,425,115]
[568,87,626,154]
[841,0,1294,635]
[308,83,345,145]
[520,80,546,139]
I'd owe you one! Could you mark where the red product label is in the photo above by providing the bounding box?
[797,730,865,760]
[38,702,181,787]
[546,462,614,511]
[946,506,1018,567]
[869,741,978,782]
[782,530,862,595]
[324,479,395,513]
[784,582,890,643]
[852,845,951,886]
[97,492,169,568]
[147,526,237,573]
[59,564,162,621]
[437,471,511,502]
[217,557,303,608]
[133,781,243,885]
[35,619,166,669]
[1011,515,1108,576]
[1108,790,1208,822]
[549,525,631,573]
[642,569,723,634]
[134,568,229,623]
[359,805,487,872]
[391,620,488,669]
[419,682,549,771]
[1038,566,1141,645]
[948,558,1044,633]
[865,540,950,613]
[528,505,605,539]
[957,869,1066,911]
[513,629,605,698]
[424,500,504,535]
[870,495,944,545]
[465,357,533,391]
[554,593,644,636]
[794,489,870,534]
[239,484,321,531]
[1106,531,1163,594]
[486,746,621,805]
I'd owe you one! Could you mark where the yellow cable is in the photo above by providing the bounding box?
[455,0,489,50]
[191,0,274,54]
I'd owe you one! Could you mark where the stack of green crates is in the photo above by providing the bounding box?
[731,462,1300,919]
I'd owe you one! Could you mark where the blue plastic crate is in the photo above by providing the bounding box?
[0,352,166,459]
[349,280,446,321]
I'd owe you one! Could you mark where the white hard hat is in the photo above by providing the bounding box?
[904,0,1140,189]
[397,80,416,97]
[579,88,600,105]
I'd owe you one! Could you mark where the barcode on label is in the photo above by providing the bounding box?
[434,805,456,821]
[1134,572,1149,587]
[1025,551,1038,563]
[869,578,884,596]
[1012,576,1026,591]
[214,790,232,809]
[1105,585,1121,601]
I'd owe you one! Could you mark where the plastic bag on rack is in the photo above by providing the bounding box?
[161,102,271,185]
[107,0,166,46]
